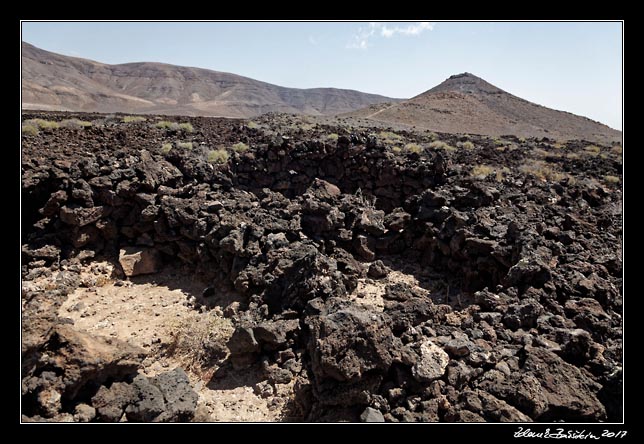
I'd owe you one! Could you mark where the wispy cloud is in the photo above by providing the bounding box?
[380,22,434,37]
[346,23,378,50]
[347,22,435,50]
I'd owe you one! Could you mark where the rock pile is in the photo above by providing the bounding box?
[21,112,622,422]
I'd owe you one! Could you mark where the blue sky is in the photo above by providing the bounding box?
[22,21,622,129]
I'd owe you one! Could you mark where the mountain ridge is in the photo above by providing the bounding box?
[21,42,399,118]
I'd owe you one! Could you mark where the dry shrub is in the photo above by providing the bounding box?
[166,312,234,371]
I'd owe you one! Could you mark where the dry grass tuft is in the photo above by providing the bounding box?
[208,149,230,164]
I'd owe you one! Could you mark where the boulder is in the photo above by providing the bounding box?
[119,247,162,277]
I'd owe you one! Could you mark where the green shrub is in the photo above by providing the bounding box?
[584,145,601,156]
[611,145,622,155]
[247,121,259,129]
[458,141,475,150]
[429,140,456,152]
[379,131,403,145]
[22,124,39,136]
[231,142,249,153]
[61,118,92,129]
[520,159,569,182]
[161,143,173,154]
[207,149,229,164]
[603,175,620,184]
[391,146,402,154]
[179,122,194,133]
[29,119,59,129]
[471,165,494,179]
[156,121,193,132]
[327,133,339,142]
[404,143,423,154]
[156,120,179,131]
[176,142,193,150]
[156,120,172,129]
[122,116,146,123]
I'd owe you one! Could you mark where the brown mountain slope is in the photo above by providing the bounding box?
[21,42,398,118]
[345,73,621,144]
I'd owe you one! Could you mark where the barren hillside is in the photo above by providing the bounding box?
[345,73,621,145]
[21,42,397,118]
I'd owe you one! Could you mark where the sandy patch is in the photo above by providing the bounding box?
[58,265,297,422]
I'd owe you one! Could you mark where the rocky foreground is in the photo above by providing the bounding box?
[21,112,623,422]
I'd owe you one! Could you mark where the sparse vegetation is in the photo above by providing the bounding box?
[471,165,511,182]
[160,143,173,154]
[61,118,92,129]
[166,313,234,371]
[156,120,176,130]
[28,119,60,130]
[176,142,193,150]
[496,167,511,182]
[380,131,400,140]
[429,140,456,152]
[231,142,249,153]
[533,148,553,158]
[611,145,622,155]
[493,138,507,146]
[391,146,402,154]
[24,118,92,131]
[603,175,620,184]
[404,143,423,154]
[122,116,146,123]
[458,141,475,150]
[471,165,494,179]
[155,121,194,132]
[247,121,259,129]
[179,122,194,133]
[327,133,339,142]
[380,131,403,144]
[584,145,601,156]
[207,149,229,164]
[22,124,39,136]
[520,159,569,182]
[302,123,315,131]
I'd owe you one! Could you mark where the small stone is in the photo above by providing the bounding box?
[37,388,62,418]
[367,260,388,279]
[412,340,450,382]
[360,407,385,422]
[74,403,96,422]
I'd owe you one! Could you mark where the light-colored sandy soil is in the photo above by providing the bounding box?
[57,263,296,422]
[349,267,429,312]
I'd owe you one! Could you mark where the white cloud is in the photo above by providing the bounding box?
[347,22,434,50]
[346,23,378,49]
[380,22,434,37]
